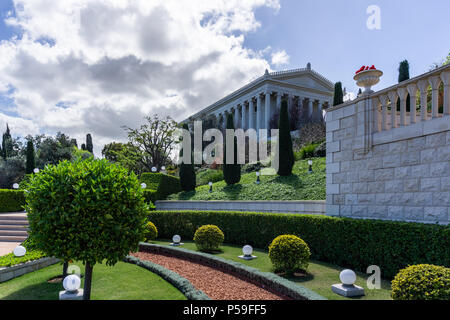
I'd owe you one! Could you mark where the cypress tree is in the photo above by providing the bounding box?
[223,113,241,185]
[26,140,35,174]
[277,100,295,176]
[179,123,196,191]
[2,124,12,159]
[81,143,86,151]
[333,82,344,106]
[86,134,93,154]
[397,60,411,111]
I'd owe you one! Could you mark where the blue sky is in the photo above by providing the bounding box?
[0,0,448,154]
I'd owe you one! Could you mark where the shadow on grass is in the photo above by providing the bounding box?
[173,190,196,200]
[271,174,303,187]
[1,281,61,300]
[221,184,243,200]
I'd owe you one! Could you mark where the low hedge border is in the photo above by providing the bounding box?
[138,243,326,300]
[0,189,25,212]
[124,254,209,300]
[148,210,450,279]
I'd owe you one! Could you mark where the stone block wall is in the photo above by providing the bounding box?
[326,98,450,224]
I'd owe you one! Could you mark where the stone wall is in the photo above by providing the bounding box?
[326,64,450,224]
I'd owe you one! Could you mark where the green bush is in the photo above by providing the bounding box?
[196,169,224,186]
[268,235,310,274]
[140,173,181,200]
[144,221,158,241]
[193,225,224,252]
[391,264,450,300]
[295,143,319,161]
[313,142,326,157]
[148,210,450,278]
[0,189,25,212]
[143,189,157,204]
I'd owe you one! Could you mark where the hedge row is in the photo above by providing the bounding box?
[140,173,181,200]
[138,243,326,300]
[148,210,450,279]
[124,255,209,300]
[0,189,26,212]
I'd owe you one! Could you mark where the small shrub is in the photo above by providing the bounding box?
[144,221,158,241]
[196,169,224,186]
[194,225,224,252]
[391,264,450,300]
[268,235,311,274]
[0,189,25,212]
[313,141,326,157]
[295,143,319,161]
[143,189,157,204]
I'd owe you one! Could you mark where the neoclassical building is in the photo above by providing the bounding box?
[183,63,334,131]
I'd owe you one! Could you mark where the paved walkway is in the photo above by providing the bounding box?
[0,242,20,256]
[0,212,28,256]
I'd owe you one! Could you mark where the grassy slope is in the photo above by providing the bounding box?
[168,158,326,201]
[152,240,392,300]
[0,261,186,300]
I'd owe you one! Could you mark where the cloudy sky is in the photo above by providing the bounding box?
[0,0,449,155]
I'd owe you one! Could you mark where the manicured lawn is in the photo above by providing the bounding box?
[0,260,186,300]
[168,158,326,201]
[152,240,392,300]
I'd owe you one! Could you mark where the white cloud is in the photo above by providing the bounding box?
[271,50,289,66]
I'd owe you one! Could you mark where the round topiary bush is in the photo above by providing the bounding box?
[193,225,224,252]
[25,159,149,300]
[391,264,450,300]
[144,221,158,241]
[268,234,310,274]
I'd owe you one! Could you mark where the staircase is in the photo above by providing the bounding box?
[0,212,28,242]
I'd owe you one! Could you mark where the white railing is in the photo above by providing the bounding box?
[371,64,450,133]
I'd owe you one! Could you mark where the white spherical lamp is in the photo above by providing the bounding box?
[13,245,26,257]
[12,183,19,189]
[161,166,166,171]
[141,183,147,189]
[173,235,181,244]
[63,275,81,293]
[33,168,40,173]
[242,245,253,257]
[340,269,357,286]
[151,167,157,172]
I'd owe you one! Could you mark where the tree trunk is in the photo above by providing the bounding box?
[62,261,68,277]
[83,262,94,300]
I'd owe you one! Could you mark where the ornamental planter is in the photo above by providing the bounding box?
[353,69,383,95]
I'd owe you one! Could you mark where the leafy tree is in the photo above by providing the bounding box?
[333,82,344,106]
[86,134,93,154]
[276,100,295,176]
[36,133,74,166]
[179,123,196,191]
[25,140,35,174]
[25,159,148,300]
[0,156,25,188]
[223,113,241,185]
[123,114,178,172]
[102,142,125,162]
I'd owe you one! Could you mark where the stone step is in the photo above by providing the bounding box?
[0,219,29,226]
[0,224,28,231]
[0,215,28,221]
[0,235,27,242]
[0,230,28,236]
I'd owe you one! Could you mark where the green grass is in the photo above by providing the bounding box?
[0,261,186,300]
[152,240,392,300]
[168,158,326,201]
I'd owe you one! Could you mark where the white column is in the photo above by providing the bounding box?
[236,106,242,128]
[441,71,450,115]
[249,99,255,129]
[417,80,429,121]
[388,91,398,129]
[265,92,271,130]
[397,87,407,126]
[308,99,313,119]
[318,101,323,120]
[379,94,388,131]
[256,94,262,132]
[241,104,247,130]
[372,97,380,133]
[429,76,441,118]
[276,93,282,111]
[407,83,418,124]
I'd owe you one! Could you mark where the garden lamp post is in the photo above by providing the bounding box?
[33,168,40,174]
[332,269,365,297]
[308,160,313,174]
[239,245,257,260]
[171,235,183,246]
[12,183,19,189]
[209,182,213,193]
[256,171,260,184]
[151,167,157,173]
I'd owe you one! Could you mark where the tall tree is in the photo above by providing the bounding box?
[276,100,295,176]
[333,82,344,106]
[86,134,93,154]
[25,140,35,174]
[81,143,86,151]
[179,123,196,191]
[398,60,411,111]
[2,124,13,159]
[223,113,241,185]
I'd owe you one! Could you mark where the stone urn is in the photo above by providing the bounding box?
[353,69,383,95]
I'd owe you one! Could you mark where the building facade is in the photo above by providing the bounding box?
[183,63,334,131]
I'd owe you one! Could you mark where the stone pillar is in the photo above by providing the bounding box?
[397,87,407,126]
[407,83,418,124]
[440,71,450,115]
[387,91,398,128]
[276,93,282,112]
[249,99,255,130]
[379,94,388,131]
[429,76,441,118]
[308,99,313,119]
[265,92,271,130]
[417,80,429,121]
[256,94,262,132]
[241,103,247,130]
[318,101,323,120]
[236,105,242,129]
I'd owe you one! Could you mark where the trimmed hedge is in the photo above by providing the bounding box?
[0,189,25,212]
[124,255,210,300]
[140,173,181,200]
[143,189,158,204]
[148,210,450,279]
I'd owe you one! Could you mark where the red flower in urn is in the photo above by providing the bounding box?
[355,65,376,74]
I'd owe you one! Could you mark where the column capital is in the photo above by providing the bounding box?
[417,79,429,93]
[406,83,418,96]
[378,94,388,105]
[397,87,408,100]
[387,90,398,103]
[440,71,450,85]
[428,75,441,90]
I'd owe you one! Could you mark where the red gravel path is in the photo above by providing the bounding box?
[132,251,289,300]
